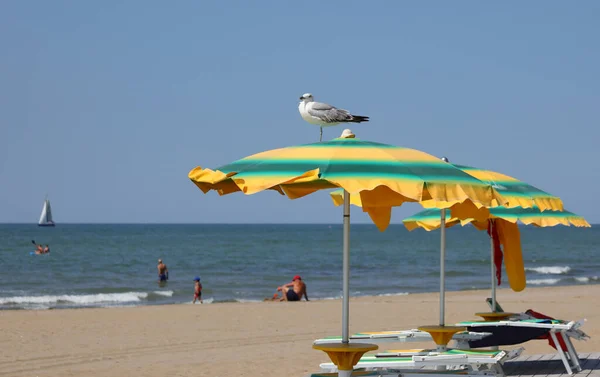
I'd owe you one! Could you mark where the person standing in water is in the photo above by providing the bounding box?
[157,259,169,282]
[193,276,203,304]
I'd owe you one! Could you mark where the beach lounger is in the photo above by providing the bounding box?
[318,347,523,377]
[459,299,591,375]
[459,318,587,375]
[314,301,588,375]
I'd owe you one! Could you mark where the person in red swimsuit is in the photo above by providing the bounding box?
[193,276,203,304]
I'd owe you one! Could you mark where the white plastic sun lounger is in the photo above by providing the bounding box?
[455,299,590,375]
[318,347,523,377]
[458,318,588,375]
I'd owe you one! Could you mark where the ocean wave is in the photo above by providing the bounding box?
[527,278,560,285]
[525,266,571,275]
[575,276,599,283]
[377,292,410,297]
[0,292,149,306]
[152,290,174,297]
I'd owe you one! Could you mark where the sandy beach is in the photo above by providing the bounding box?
[1,285,598,377]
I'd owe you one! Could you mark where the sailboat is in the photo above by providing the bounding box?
[38,197,55,227]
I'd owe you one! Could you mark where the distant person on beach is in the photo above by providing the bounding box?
[157,259,169,282]
[193,276,203,304]
[275,275,308,302]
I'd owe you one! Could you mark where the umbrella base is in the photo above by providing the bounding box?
[313,342,378,376]
[417,325,466,351]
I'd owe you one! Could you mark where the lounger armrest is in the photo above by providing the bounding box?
[572,319,586,330]
[566,329,590,341]
[369,334,402,339]
[413,354,468,365]
[414,350,510,366]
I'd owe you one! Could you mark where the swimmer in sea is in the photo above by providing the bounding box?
[157,259,168,282]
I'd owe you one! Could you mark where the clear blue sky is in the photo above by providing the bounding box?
[1,1,598,224]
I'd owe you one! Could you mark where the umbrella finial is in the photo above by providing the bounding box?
[340,129,355,139]
[441,156,449,163]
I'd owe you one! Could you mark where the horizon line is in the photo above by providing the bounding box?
[0,222,597,226]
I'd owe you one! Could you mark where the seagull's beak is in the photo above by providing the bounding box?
[299,96,303,100]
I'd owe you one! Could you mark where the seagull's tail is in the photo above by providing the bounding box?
[348,115,369,123]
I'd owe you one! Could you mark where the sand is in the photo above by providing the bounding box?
[1,285,598,377]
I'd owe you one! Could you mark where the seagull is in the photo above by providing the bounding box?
[298,93,369,141]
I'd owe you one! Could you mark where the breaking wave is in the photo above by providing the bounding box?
[0,291,173,307]
[152,290,174,297]
[527,279,560,285]
[525,266,571,275]
[575,276,599,283]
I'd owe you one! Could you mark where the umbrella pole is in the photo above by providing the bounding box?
[342,190,350,343]
[490,220,497,312]
[439,209,446,326]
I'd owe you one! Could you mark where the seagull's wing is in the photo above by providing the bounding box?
[308,102,352,123]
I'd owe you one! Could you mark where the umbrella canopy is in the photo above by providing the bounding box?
[189,135,508,343]
[330,163,565,229]
[403,206,591,232]
[190,137,508,231]
[447,164,564,212]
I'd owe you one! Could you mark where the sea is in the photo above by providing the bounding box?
[0,224,598,310]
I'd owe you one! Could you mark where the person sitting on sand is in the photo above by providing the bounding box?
[157,259,169,282]
[193,276,203,304]
[276,275,309,302]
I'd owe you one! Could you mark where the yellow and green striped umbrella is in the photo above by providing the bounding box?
[190,138,508,230]
[189,136,508,343]
[403,206,590,232]
[450,164,564,212]
[332,163,565,222]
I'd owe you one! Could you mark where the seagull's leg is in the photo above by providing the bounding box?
[320,127,323,142]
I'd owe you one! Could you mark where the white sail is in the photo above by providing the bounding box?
[38,199,54,225]
[38,200,48,224]
[45,200,53,223]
